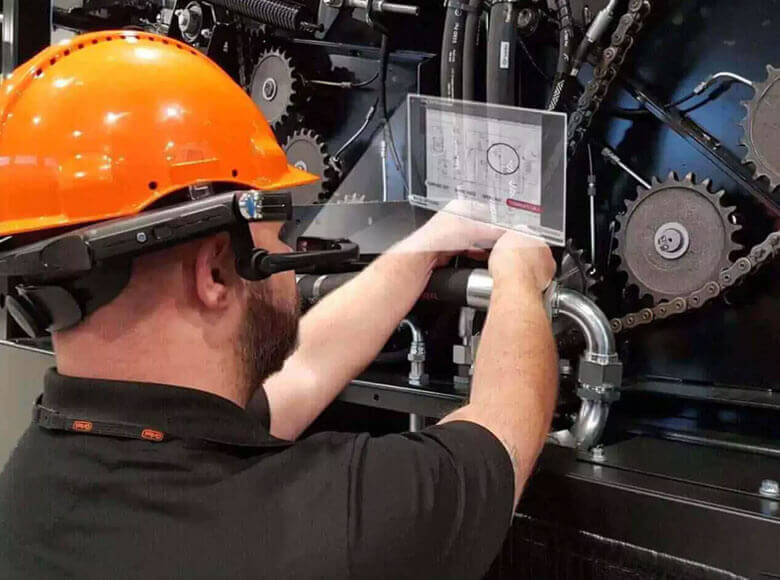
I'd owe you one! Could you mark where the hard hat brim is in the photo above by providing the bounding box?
[266,164,321,191]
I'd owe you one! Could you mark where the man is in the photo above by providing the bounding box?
[0,32,557,579]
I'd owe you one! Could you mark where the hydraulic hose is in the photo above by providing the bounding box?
[299,268,477,306]
[300,269,621,450]
[461,0,484,101]
[441,0,468,98]
[547,0,574,110]
[486,1,519,105]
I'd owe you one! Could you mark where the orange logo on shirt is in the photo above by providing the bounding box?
[141,429,164,442]
[71,420,93,432]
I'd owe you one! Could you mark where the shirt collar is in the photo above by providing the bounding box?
[42,369,289,448]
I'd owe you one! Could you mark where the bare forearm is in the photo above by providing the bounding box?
[441,280,558,505]
[264,244,437,440]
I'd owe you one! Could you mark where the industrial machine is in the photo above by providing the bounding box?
[1,0,779,577]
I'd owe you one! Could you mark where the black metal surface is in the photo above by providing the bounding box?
[625,379,780,412]
[338,372,780,577]
[517,444,780,579]
[582,436,780,500]
[339,371,465,418]
[15,0,51,66]
[487,513,743,580]
[620,76,780,218]
[600,1,780,390]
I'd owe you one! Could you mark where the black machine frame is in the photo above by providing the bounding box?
[2,2,780,578]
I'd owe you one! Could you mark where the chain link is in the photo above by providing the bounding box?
[610,231,780,333]
[560,0,780,333]
[567,0,652,158]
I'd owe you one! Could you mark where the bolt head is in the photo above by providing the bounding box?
[136,232,148,243]
[591,445,606,462]
[759,479,780,498]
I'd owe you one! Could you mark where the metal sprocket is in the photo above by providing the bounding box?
[558,243,598,297]
[250,48,300,129]
[614,172,741,303]
[741,64,780,191]
[282,129,340,205]
[554,243,598,338]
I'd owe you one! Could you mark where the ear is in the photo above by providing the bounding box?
[193,234,238,310]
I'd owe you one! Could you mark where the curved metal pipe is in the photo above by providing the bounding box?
[399,318,424,345]
[552,287,615,358]
[298,269,619,449]
[551,287,619,449]
[399,318,428,387]
[572,400,610,450]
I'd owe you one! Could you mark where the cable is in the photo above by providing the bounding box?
[668,70,755,109]
[609,71,744,119]
[333,98,378,161]
[547,0,574,110]
[378,33,409,194]
[462,0,484,100]
[486,1,520,105]
[441,0,468,98]
[518,37,552,85]
[306,71,379,89]
[587,144,597,263]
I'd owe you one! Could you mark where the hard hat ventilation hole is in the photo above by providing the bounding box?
[63,49,71,56]
[34,69,43,78]
[232,170,239,177]
[77,43,84,50]
[148,181,158,191]
[49,58,56,66]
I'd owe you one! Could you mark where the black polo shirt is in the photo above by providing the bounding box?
[0,370,514,580]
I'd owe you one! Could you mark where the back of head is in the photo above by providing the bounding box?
[0,32,312,403]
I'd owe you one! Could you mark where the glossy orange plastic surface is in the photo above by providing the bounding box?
[0,31,317,236]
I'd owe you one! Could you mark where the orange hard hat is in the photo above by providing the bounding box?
[0,31,317,237]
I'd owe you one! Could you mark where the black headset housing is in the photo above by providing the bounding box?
[0,190,358,338]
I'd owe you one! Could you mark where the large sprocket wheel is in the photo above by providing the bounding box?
[282,129,340,205]
[741,65,780,191]
[614,172,741,303]
[250,48,300,129]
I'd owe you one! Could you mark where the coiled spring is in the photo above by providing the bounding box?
[208,0,310,31]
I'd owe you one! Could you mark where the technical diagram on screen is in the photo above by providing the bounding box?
[407,95,566,246]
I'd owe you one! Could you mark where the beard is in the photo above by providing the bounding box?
[238,280,300,400]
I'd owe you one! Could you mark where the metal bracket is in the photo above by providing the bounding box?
[621,76,780,218]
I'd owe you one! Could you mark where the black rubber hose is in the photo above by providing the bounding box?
[298,272,357,302]
[378,33,391,122]
[441,1,468,98]
[461,0,483,101]
[486,2,519,105]
[298,268,475,305]
[547,0,574,110]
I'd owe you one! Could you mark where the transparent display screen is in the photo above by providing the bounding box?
[407,95,566,246]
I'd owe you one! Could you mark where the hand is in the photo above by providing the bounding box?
[397,201,507,267]
[488,231,555,293]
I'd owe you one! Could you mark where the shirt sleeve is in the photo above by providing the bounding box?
[347,420,514,580]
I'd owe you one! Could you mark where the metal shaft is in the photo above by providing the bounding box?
[343,0,420,16]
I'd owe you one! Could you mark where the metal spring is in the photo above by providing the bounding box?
[208,0,307,31]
